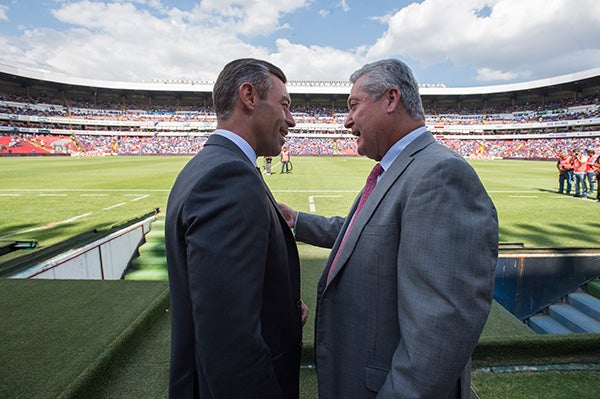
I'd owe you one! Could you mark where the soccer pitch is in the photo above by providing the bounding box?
[2,155,600,399]
[1,155,599,267]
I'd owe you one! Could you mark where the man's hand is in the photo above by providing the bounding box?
[300,300,309,327]
[277,202,298,229]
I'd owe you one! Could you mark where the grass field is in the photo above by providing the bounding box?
[2,155,600,398]
[1,155,599,258]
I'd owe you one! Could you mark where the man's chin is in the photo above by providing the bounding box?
[267,146,282,157]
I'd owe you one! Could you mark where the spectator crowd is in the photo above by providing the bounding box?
[1,91,599,160]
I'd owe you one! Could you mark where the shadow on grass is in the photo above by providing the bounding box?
[499,222,600,248]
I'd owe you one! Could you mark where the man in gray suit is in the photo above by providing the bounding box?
[279,59,498,398]
[165,59,306,399]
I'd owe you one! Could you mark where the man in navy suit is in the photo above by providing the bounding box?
[165,58,305,399]
[280,59,498,398]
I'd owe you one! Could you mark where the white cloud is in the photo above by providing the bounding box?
[475,67,519,82]
[0,0,598,85]
[271,38,366,81]
[339,0,350,13]
[0,5,8,21]
[366,0,600,81]
[192,0,308,36]
[2,0,311,82]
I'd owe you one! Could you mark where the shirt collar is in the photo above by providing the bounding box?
[379,126,428,172]
[212,129,258,167]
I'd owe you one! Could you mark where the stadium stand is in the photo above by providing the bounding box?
[1,65,599,159]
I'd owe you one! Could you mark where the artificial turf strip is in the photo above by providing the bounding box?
[125,217,168,281]
[474,301,600,367]
[474,332,600,368]
[81,302,319,399]
[476,302,600,366]
[472,370,600,399]
[480,300,537,338]
[586,281,600,299]
[2,278,600,398]
[78,299,171,398]
[0,277,316,399]
[473,302,600,397]
[477,301,600,365]
[0,279,169,399]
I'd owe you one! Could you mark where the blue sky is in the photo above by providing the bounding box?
[0,0,598,87]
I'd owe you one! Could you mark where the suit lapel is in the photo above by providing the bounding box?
[256,166,298,240]
[206,134,296,240]
[325,132,435,287]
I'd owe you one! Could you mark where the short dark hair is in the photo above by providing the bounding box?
[212,58,287,121]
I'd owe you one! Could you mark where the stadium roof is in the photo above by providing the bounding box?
[1,63,599,108]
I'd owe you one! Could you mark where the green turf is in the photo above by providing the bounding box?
[2,156,599,265]
[472,370,600,399]
[0,156,184,265]
[2,277,599,399]
[587,281,600,298]
[0,279,169,399]
[480,301,537,339]
[2,155,600,398]
[125,217,168,280]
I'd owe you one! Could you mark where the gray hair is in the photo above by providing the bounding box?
[213,58,287,121]
[349,59,425,122]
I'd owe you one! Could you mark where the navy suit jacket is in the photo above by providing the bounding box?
[165,134,302,398]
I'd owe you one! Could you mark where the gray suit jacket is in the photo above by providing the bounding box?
[295,132,498,398]
[165,134,302,399]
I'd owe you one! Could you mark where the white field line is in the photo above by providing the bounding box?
[103,202,127,210]
[2,190,152,239]
[0,188,169,192]
[308,195,344,213]
[273,189,358,193]
[125,194,150,201]
[0,212,93,239]
[487,190,544,193]
[273,190,549,194]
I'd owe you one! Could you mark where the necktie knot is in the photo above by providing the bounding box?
[364,163,384,191]
[354,163,383,218]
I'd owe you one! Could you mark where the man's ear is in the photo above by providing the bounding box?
[239,82,257,111]
[386,87,401,114]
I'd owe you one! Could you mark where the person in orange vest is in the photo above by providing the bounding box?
[280,146,291,173]
[592,151,600,202]
[585,149,596,197]
[572,150,588,198]
[556,152,573,195]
